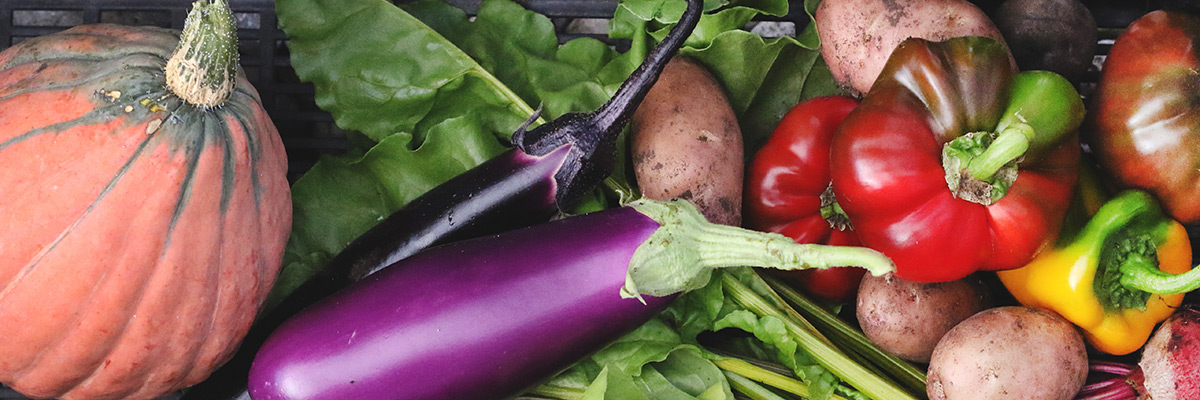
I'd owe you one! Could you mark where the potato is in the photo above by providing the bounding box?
[855,273,989,363]
[927,306,1088,400]
[631,56,743,225]
[816,0,1007,95]
[993,0,1097,84]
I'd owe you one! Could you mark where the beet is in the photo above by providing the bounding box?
[1138,306,1200,400]
[1075,306,1200,400]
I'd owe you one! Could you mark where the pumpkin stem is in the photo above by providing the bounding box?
[166,0,239,108]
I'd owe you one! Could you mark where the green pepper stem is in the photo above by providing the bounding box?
[1120,253,1200,294]
[965,123,1034,180]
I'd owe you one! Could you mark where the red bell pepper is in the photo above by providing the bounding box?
[745,96,867,301]
[829,36,1084,283]
[1086,10,1200,224]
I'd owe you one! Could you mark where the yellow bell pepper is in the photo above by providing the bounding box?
[998,189,1196,355]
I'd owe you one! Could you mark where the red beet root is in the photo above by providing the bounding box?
[1137,306,1200,400]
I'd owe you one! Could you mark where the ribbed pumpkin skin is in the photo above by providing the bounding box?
[0,24,291,400]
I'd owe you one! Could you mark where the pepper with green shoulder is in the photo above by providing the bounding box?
[998,189,1198,355]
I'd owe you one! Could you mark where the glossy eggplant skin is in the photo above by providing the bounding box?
[337,146,572,280]
[181,146,570,400]
[247,206,674,400]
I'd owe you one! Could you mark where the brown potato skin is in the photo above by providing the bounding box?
[855,273,988,363]
[816,0,1007,95]
[927,306,1089,400]
[631,57,743,226]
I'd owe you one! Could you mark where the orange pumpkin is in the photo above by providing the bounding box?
[0,1,290,399]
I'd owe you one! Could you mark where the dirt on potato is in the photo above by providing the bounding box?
[631,56,743,226]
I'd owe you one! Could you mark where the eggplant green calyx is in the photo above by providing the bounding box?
[166,0,239,108]
[621,199,895,302]
[819,184,852,231]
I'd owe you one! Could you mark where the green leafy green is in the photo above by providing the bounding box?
[537,319,735,400]
[402,0,637,120]
[271,0,633,308]
[276,0,535,144]
[552,269,856,400]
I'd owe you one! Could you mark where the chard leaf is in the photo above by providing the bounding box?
[713,310,838,399]
[738,47,836,160]
[581,367,650,400]
[661,273,728,342]
[271,0,630,308]
[276,0,536,145]
[589,319,686,376]
[404,0,635,120]
[635,348,734,399]
[540,318,734,400]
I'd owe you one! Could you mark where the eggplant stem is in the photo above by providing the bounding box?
[622,199,894,299]
[590,0,701,128]
[511,0,702,207]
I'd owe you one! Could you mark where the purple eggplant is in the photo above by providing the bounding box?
[182,1,704,398]
[246,199,895,400]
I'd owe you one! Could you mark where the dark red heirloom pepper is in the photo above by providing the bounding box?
[829,36,1084,283]
[745,96,866,301]
[1086,10,1200,224]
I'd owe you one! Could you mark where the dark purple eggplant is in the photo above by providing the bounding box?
[246,199,894,400]
[182,1,704,398]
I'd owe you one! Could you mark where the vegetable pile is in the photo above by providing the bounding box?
[7,0,1200,400]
